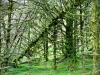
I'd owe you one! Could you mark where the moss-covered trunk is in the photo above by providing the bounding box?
[44,29,48,61]
[0,0,2,54]
[65,18,73,58]
[4,0,13,66]
[92,0,99,75]
[79,2,85,70]
[53,20,57,70]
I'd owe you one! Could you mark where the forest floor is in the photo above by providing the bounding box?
[3,59,92,75]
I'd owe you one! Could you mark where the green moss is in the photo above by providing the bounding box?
[3,59,93,75]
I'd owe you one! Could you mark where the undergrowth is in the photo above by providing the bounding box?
[2,59,92,75]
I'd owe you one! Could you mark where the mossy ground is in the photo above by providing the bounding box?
[3,59,93,75]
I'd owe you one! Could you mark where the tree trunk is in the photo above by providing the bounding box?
[4,0,13,66]
[53,22,57,70]
[0,1,2,72]
[73,18,77,63]
[92,0,99,75]
[65,18,73,58]
[79,2,85,70]
[45,38,48,61]
[44,32,48,62]
[0,0,2,54]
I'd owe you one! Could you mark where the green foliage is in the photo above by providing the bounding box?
[1,0,100,75]
[3,58,93,75]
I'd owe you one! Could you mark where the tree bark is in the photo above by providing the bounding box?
[79,2,85,70]
[92,0,99,75]
[0,0,2,54]
[53,21,57,70]
[4,0,13,66]
[65,18,73,58]
[44,29,48,61]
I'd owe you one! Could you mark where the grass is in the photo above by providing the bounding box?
[2,58,93,75]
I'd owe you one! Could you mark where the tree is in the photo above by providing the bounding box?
[79,0,85,70]
[0,0,2,70]
[92,0,100,75]
[53,19,57,70]
[44,29,49,61]
[0,0,2,54]
[4,0,13,66]
[0,0,100,74]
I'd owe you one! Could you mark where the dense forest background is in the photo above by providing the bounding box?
[0,0,100,75]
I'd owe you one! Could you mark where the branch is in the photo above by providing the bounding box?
[12,11,66,64]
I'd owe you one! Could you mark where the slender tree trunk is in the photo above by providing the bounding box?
[45,38,48,61]
[73,19,77,63]
[44,40,48,61]
[53,24,57,70]
[92,0,99,75]
[65,18,73,58]
[43,28,48,61]
[79,2,85,70]
[0,1,2,72]
[4,0,13,66]
[6,0,13,47]
[72,5,77,63]
[0,0,2,54]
